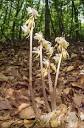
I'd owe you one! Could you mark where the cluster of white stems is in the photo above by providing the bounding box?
[22,7,69,118]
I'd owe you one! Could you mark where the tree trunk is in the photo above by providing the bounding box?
[72,0,80,41]
[45,0,50,40]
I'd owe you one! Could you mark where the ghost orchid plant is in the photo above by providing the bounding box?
[52,37,69,110]
[34,32,51,112]
[34,32,58,111]
[21,7,39,118]
[42,41,56,111]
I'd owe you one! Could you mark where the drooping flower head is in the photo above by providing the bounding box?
[34,32,44,43]
[43,58,56,74]
[21,17,35,35]
[27,7,39,18]
[55,37,69,52]
[55,37,69,59]
[32,46,40,59]
[21,24,29,33]
[53,54,60,64]
[43,40,54,58]
[21,7,38,35]
[43,58,50,68]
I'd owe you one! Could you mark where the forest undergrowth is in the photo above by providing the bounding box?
[0,41,84,128]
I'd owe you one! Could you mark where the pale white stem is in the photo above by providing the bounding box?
[40,43,51,112]
[47,63,54,111]
[52,53,62,110]
[29,27,39,118]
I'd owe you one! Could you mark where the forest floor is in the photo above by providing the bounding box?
[0,41,84,128]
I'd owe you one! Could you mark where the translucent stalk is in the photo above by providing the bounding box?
[47,63,54,111]
[29,27,39,118]
[52,53,62,110]
[40,43,51,112]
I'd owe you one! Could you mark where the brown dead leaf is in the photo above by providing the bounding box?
[14,81,28,88]
[71,82,84,89]
[73,94,83,107]
[66,112,78,128]
[63,88,72,95]
[79,121,84,128]
[18,103,29,111]
[0,99,12,110]
[66,66,74,72]
[78,75,84,85]
[1,120,14,128]
[35,97,44,105]
[0,73,8,81]
[0,114,10,121]
[24,119,35,128]
[5,88,14,99]
[71,53,77,59]
[79,112,84,121]
[50,104,67,127]
[19,107,35,119]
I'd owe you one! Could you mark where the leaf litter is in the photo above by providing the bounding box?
[0,42,84,128]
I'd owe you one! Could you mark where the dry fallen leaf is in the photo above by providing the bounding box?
[78,75,84,85]
[1,120,14,128]
[65,66,74,72]
[79,121,84,128]
[63,88,71,95]
[5,88,14,99]
[0,73,8,81]
[19,105,35,119]
[0,114,10,121]
[0,99,12,110]
[18,103,29,111]
[73,94,83,107]
[35,97,44,105]
[66,112,78,128]
[71,53,77,59]
[24,119,35,128]
[79,112,84,121]
[50,105,67,127]
[71,82,84,89]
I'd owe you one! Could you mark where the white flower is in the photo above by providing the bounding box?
[22,17,35,34]
[55,37,69,50]
[53,54,60,64]
[34,32,44,42]
[62,48,69,59]
[27,7,38,17]
[43,40,51,49]
[21,24,28,33]
[43,58,49,68]
[32,47,40,58]
[26,7,33,14]
[50,63,56,72]
[46,46,54,56]
[33,47,40,54]
[43,58,56,72]
[43,40,53,57]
